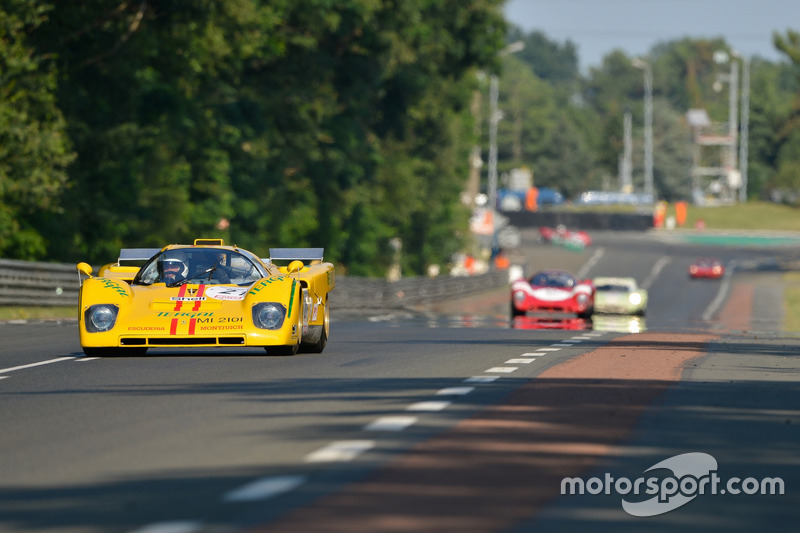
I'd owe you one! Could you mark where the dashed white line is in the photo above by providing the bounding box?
[577,247,605,279]
[128,521,204,533]
[364,416,418,431]
[485,367,518,373]
[465,376,500,383]
[522,352,547,356]
[505,358,535,364]
[550,344,573,347]
[76,357,100,362]
[642,255,672,290]
[559,339,582,343]
[703,264,734,321]
[407,401,451,412]
[0,376,8,380]
[539,348,561,352]
[436,387,474,396]
[571,336,593,340]
[223,475,306,502]
[0,357,76,375]
[305,440,375,463]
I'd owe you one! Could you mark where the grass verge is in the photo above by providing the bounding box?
[783,273,800,334]
[0,306,78,321]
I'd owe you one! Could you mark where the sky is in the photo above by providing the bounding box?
[504,0,799,71]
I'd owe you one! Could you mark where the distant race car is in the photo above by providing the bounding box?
[539,225,592,250]
[76,239,334,356]
[593,276,648,316]
[689,257,725,279]
[511,269,595,319]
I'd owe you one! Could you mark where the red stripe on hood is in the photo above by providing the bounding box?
[192,284,205,311]
[174,284,188,311]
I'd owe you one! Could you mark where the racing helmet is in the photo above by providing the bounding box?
[157,250,189,280]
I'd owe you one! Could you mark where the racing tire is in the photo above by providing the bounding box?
[300,298,329,354]
[510,303,526,319]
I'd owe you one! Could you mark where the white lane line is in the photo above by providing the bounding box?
[642,256,672,290]
[572,336,593,340]
[551,344,573,347]
[485,367,518,373]
[465,376,500,383]
[364,416,418,431]
[436,387,474,396]
[0,376,8,380]
[506,358,535,364]
[577,247,605,279]
[76,357,100,362]
[522,352,546,356]
[702,263,735,321]
[407,401,451,412]
[559,339,582,343]
[305,440,375,463]
[584,333,605,337]
[223,475,306,502]
[128,521,204,533]
[0,357,76,375]
[539,347,561,352]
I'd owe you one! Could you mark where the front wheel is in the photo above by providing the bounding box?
[301,298,329,354]
[510,302,526,319]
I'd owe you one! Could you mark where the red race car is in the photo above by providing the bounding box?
[539,225,592,250]
[689,257,725,279]
[511,269,595,319]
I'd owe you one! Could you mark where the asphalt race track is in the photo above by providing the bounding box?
[1,230,799,532]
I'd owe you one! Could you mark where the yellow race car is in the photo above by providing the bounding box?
[76,239,334,356]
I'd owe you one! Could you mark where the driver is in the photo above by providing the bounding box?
[157,251,189,284]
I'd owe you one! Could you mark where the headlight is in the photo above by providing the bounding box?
[576,293,588,305]
[513,291,526,304]
[629,293,642,305]
[84,304,119,332]
[252,303,286,330]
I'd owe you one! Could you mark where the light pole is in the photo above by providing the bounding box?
[737,53,750,202]
[713,50,740,203]
[487,41,524,251]
[632,58,654,200]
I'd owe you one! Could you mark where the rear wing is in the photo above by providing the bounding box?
[93,248,160,282]
[118,248,161,265]
[265,248,324,264]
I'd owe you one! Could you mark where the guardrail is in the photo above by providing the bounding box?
[0,259,511,310]
[0,259,82,306]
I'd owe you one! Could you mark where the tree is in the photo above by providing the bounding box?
[0,1,74,259]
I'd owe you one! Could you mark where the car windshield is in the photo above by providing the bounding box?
[133,248,265,287]
[531,272,575,288]
[596,284,632,292]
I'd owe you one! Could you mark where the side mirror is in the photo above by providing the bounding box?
[77,262,93,277]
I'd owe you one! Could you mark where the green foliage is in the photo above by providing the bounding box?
[4,2,800,274]
[0,1,74,258]
[6,0,506,276]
